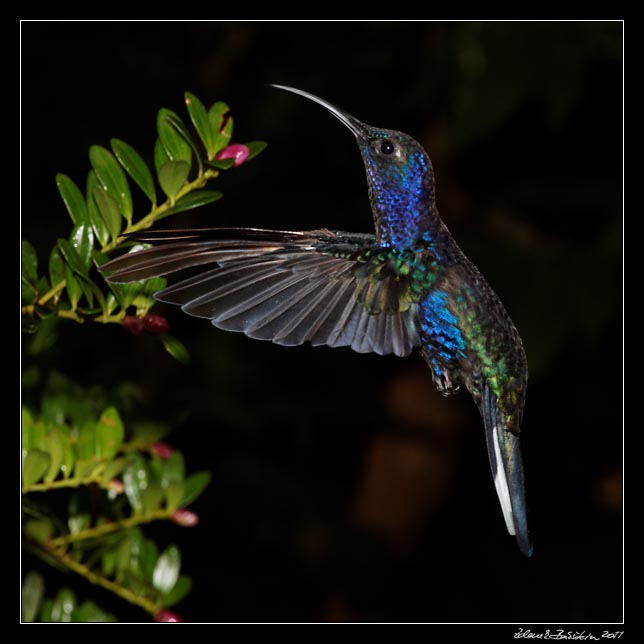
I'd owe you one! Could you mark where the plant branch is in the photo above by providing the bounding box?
[46,546,161,616]
[49,509,173,548]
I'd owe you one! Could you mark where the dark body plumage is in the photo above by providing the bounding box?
[103,86,531,556]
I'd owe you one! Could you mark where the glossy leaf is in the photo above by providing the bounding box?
[246,140,268,160]
[206,157,234,170]
[161,334,190,364]
[162,574,192,607]
[111,138,156,204]
[64,265,82,309]
[52,588,76,623]
[185,92,216,156]
[92,186,122,240]
[152,545,181,594]
[90,145,133,223]
[70,223,94,268]
[154,138,171,173]
[158,109,192,164]
[58,238,90,279]
[123,457,149,513]
[159,189,223,219]
[96,406,124,460]
[158,160,190,201]
[68,512,90,536]
[56,174,89,227]
[208,101,233,153]
[23,449,51,487]
[38,430,65,483]
[22,571,45,622]
[87,171,110,246]
[180,471,211,507]
[48,246,65,287]
[22,240,38,284]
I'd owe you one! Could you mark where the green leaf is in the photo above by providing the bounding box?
[48,246,66,287]
[40,599,55,622]
[152,545,181,594]
[122,457,149,513]
[162,574,192,607]
[89,145,133,224]
[37,430,65,483]
[139,538,159,580]
[24,518,54,544]
[64,265,82,309]
[206,157,235,170]
[161,334,190,364]
[96,407,124,460]
[154,138,171,173]
[70,223,94,268]
[141,482,164,514]
[208,101,233,154]
[185,92,216,156]
[58,238,90,279]
[92,186,122,241]
[246,140,268,160]
[158,108,193,164]
[180,471,211,507]
[22,407,35,466]
[72,600,116,622]
[162,451,185,486]
[22,240,38,284]
[160,189,223,219]
[23,449,51,486]
[87,171,110,247]
[74,459,105,480]
[164,481,184,511]
[100,457,129,485]
[22,571,45,622]
[111,138,156,205]
[52,588,76,623]
[56,174,89,227]
[158,160,190,200]
[76,422,96,461]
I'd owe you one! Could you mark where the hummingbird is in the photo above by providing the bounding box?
[103,85,532,556]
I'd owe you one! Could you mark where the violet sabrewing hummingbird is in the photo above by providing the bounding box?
[102,85,532,556]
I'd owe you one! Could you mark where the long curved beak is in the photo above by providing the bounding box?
[270,84,367,140]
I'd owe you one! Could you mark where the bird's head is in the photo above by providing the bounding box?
[271,85,439,248]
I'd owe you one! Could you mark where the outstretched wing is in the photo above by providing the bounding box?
[101,228,427,357]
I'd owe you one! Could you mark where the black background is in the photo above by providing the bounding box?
[21,21,623,624]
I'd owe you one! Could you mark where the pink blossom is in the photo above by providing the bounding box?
[151,441,174,460]
[215,144,250,167]
[154,609,182,622]
[172,509,199,527]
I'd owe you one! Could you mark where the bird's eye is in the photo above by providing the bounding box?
[379,140,395,155]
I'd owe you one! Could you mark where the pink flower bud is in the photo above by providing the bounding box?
[151,441,173,460]
[172,509,199,527]
[215,143,250,167]
[154,609,182,623]
[142,314,170,335]
[123,315,145,336]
